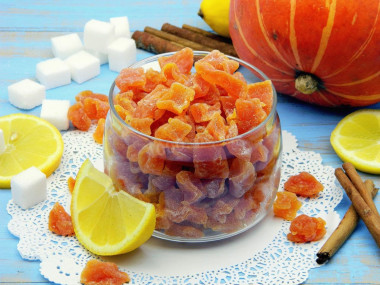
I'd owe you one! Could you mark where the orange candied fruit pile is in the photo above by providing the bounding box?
[287,214,326,243]
[48,202,75,236]
[284,172,324,197]
[273,191,302,221]
[67,90,109,144]
[80,259,130,285]
[112,47,274,142]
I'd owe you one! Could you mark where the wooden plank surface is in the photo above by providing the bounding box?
[0,0,379,284]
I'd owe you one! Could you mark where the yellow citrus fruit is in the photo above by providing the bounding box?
[0,114,64,188]
[71,159,156,256]
[330,109,380,174]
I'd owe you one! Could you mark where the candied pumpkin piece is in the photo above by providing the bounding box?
[205,112,228,141]
[287,214,326,243]
[80,259,130,285]
[165,224,204,238]
[156,82,195,115]
[158,47,194,74]
[114,91,136,114]
[83,97,110,120]
[273,192,302,221]
[134,84,168,120]
[194,61,247,98]
[67,176,76,193]
[67,102,91,131]
[114,104,128,120]
[190,73,213,99]
[138,142,166,175]
[48,202,74,236]
[115,67,146,93]
[154,117,192,141]
[176,170,206,204]
[129,117,154,136]
[235,98,267,134]
[144,68,166,92]
[284,172,324,197]
[93,118,106,144]
[228,158,257,198]
[247,80,274,115]
[161,62,189,86]
[203,178,226,199]
[189,102,221,123]
[220,96,237,118]
[226,139,253,161]
[76,90,108,104]
[198,49,239,74]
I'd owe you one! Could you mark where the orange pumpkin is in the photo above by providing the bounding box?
[229,0,380,107]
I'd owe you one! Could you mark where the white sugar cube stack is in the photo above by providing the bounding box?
[11,167,47,209]
[110,16,131,38]
[8,79,46,109]
[36,58,71,89]
[51,33,83,59]
[40,99,71,130]
[65,50,100,84]
[108,37,136,72]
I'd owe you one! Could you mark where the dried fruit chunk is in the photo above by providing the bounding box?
[165,224,204,238]
[284,172,324,197]
[189,102,221,123]
[198,50,239,74]
[235,98,267,134]
[67,102,91,131]
[129,117,154,136]
[138,142,166,175]
[287,214,326,243]
[115,67,146,93]
[273,192,302,220]
[134,85,168,119]
[67,176,76,193]
[114,91,136,114]
[158,47,194,74]
[228,158,257,198]
[144,68,166,92]
[80,259,130,285]
[205,113,227,141]
[154,118,192,141]
[156,82,195,115]
[247,80,274,115]
[176,170,206,203]
[93,118,106,144]
[75,90,109,103]
[83,97,110,120]
[48,202,74,236]
[161,62,188,86]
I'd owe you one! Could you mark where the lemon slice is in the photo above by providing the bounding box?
[330,109,380,174]
[0,114,64,188]
[71,159,156,256]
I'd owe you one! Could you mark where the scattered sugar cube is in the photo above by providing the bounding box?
[40,99,71,130]
[0,129,5,154]
[8,79,46,110]
[51,33,83,59]
[65,50,100,84]
[107,37,136,72]
[83,19,115,53]
[11,167,47,209]
[36,58,71,89]
[86,49,108,65]
[110,16,131,38]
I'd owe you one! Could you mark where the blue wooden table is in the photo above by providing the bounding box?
[0,1,379,284]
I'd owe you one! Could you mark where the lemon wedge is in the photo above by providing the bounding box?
[0,114,64,188]
[71,159,156,256]
[330,109,380,174]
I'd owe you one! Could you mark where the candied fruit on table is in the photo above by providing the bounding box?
[284,172,324,197]
[273,191,302,220]
[103,48,281,240]
[48,202,74,236]
[80,259,130,285]
[287,214,326,243]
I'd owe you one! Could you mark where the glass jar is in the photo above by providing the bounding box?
[104,51,282,242]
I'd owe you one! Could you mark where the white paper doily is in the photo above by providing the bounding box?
[7,127,343,285]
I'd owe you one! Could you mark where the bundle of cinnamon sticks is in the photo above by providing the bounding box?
[132,23,238,57]
[317,162,380,264]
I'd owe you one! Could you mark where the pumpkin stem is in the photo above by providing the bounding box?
[295,74,318,95]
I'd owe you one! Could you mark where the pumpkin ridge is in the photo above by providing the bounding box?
[326,89,380,101]
[311,0,337,73]
[289,0,303,70]
[255,0,294,70]
[327,71,380,87]
[232,0,294,76]
[323,2,380,79]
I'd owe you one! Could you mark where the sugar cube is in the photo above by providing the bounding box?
[110,16,131,38]
[40,99,71,130]
[36,58,71,89]
[65,50,100,84]
[0,129,5,154]
[8,79,46,110]
[84,19,115,53]
[51,33,83,59]
[11,167,47,209]
[86,48,108,65]
[107,37,136,72]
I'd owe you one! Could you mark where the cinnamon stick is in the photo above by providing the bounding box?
[132,31,184,54]
[342,162,380,217]
[144,26,214,52]
[335,168,380,247]
[316,179,378,264]
[161,23,238,57]
[182,24,233,44]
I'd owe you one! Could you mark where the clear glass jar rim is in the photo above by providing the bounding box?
[108,50,278,146]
